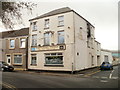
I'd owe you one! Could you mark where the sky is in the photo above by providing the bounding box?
[0,0,119,50]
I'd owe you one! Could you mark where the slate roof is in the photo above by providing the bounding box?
[29,7,72,21]
[1,27,29,38]
[29,7,94,28]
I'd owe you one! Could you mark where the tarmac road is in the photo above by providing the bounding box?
[1,65,119,89]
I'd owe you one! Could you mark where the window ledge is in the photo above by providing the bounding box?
[30,64,37,66]
[31,45,37,47]
[32,29,37,31]
[44,64,64,67]
[13,64,22,66]
[43,45,50,46]
[57,25,64,27]
[20,47,26,49]
[57,43,65,45]
[9,48,15,50]
[44,27,49,30]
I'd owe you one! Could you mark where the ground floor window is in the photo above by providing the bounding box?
[31,54,37,65]
[45,53,63,64]
[14,55,22,64]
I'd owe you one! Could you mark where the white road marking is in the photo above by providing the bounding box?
[111,77,118,79]
[109,70,114,79]
[100,80,108,83]
[101,77,108,79]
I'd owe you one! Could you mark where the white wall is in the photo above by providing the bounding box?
[28,11,76,71]
[73,12,88,70]
[101,50,113,64]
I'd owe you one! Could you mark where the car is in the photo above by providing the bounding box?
[100,62,113,70]
[0,61,14,72]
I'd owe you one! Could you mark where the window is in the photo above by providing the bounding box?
[45,53,63,64]
[10,39,15,48]
[32,22,37,31]
[14,55,22,64]
[32,35,37,46]
[44,33,51,45]
[20,38,26,48]
[58,16,64,26]
[104,55,108,62]
[44,19,49,28]
[91,56,94,66]
[31,54,37,65]
[87,23,91,37]
[58,31,64,44]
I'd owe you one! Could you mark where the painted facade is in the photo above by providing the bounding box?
[101,49,113,64]
[28,7,99,72]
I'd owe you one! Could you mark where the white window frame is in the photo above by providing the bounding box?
[20,38,26,48]
[58,16,64,26]
[31,54,37,65]
[44,33,51,45]
[44,19,49,28]
[32,35,37,46]
[13,54,22,65]
[32,22,37,31]
[9,39,15,49]
[45,53,63,65]
[58,31,65,44]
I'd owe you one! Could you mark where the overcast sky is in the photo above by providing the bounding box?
[0,0,118,50]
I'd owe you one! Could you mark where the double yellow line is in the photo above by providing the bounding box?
[2,82,18,90]
[84,70,101,77]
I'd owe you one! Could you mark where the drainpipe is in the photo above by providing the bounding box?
[25,37,28,70]
[71,11,76,74]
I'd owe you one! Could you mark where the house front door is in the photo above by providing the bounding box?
[6,55,11,65]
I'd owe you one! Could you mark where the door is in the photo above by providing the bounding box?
[6,55,11,65]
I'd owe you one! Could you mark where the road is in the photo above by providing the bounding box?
[1,65,119,89]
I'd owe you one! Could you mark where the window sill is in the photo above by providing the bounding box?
[9,48,15,50]
[30,64,37,66]
[44,27,49,30]
[57,25,64,27]
[13,64,22,66]
[32,30,37,31]
[43,45,50,46]
[57,43,65,45]
[31,45,37,47]
[20,47,26,49]
[44,64,64,67]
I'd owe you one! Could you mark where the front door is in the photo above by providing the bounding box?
[6,55,11,65]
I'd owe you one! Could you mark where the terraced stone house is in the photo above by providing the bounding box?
[2,28,29,70]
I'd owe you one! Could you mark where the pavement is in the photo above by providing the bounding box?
[13,66,100,78]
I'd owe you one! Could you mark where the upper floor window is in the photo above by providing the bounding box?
[10,39,15,49]
[32,22,37,31]
[58,31,64,44]
[58,16,64,26]
[20,38,26,48]
[44,33,51,45]
[44,19,49,28]
[32,35,37,46]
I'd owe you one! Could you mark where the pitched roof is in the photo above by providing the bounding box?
[1,27,29,38]
[29,7,94,28]
[29,7,72,21]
